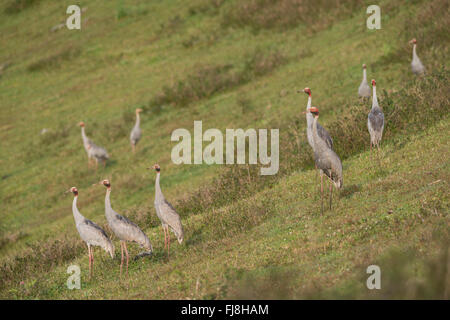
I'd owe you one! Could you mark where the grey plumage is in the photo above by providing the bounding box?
[367,80,384,149]
[71,188,114,257]
[79,122,109,168]
[303,88,333,151]
[309,107,342,214]
[102,180,152,276]
[358,64,371,98]
[70,187,114,278]
[130,108,143,152]
[410,39,425,75]
[152,164,184,256]
[312,118,343,189]
[103,181,152,251]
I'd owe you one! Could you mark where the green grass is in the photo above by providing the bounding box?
[0,0,448,299]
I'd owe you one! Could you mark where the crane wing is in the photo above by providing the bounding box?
[158,200,183,236]
[317,122,333,150]
[78,219,110,245]
[368,108,384,132]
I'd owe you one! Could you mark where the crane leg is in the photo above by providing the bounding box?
[88,245,92,280]
[329,180,333,210]
[167,226,171,259]
[103,159,106,168]
[91,248,94,275]
[124,242,129,277]
[120,241,124,278]
[163,226,167,249]
[320,173,324,215]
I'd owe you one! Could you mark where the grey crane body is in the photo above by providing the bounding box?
[130,109,143,152]
[104,187,152,252]
[358,65,371,98]
[72,192,114,257]
[103,181,152,277]
[80,123,109,167]
[309,108,342,214]
[154,171,184,245]
[304,90,333,151]
[411,42,425,75]
[312,117,343,189]
[367,81,384,149]
[70,187,114,279]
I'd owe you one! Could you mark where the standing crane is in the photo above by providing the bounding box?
[68,187,114,279]
[130,108,143,153]
[367,79,385,151]
[301,88,333,152]
[79,121,109,169]
[410,38,425,75]
[150,164,184,258]
[309,107,343,214]
[358,64,371,98]
[100,179,152,277]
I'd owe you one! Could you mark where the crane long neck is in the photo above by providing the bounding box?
[312,116,319,142]
[72,196,84,225]
[81,127,88,143]
[412,44,417,60]
[306,94,311,110]
[363,69,367,81]
[135,112,141,128]
[105,188,114,217]
[372,85,378,109]
[155,172,164,201]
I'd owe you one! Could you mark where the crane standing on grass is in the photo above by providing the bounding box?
[367,79,385,151]
[358,64,371,98]
[150,164,184,258]
[410,38,425,75]
[68,187,114,279]
[309,107,343,214]
[100,179,152,277]
[79,122,109,169]
[130,108,143,153]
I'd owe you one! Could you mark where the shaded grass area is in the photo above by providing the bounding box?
[4,0,40,15]
[149,49,287,109]
[220,0,363,33]
[224,242,450,299]
[27,46,81,72]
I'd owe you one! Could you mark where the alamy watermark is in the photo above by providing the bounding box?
[366,5,381,30]
[67,265,81,289]
[171,121,279,175]
[366,265,381,289]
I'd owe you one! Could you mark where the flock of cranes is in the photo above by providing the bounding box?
[69,39,425,279]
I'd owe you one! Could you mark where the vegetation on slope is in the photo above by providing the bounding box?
[0,0,448,298]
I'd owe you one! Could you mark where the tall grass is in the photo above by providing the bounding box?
[0,237,83,293]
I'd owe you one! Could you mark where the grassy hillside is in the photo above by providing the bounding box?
[0,0,448,299]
